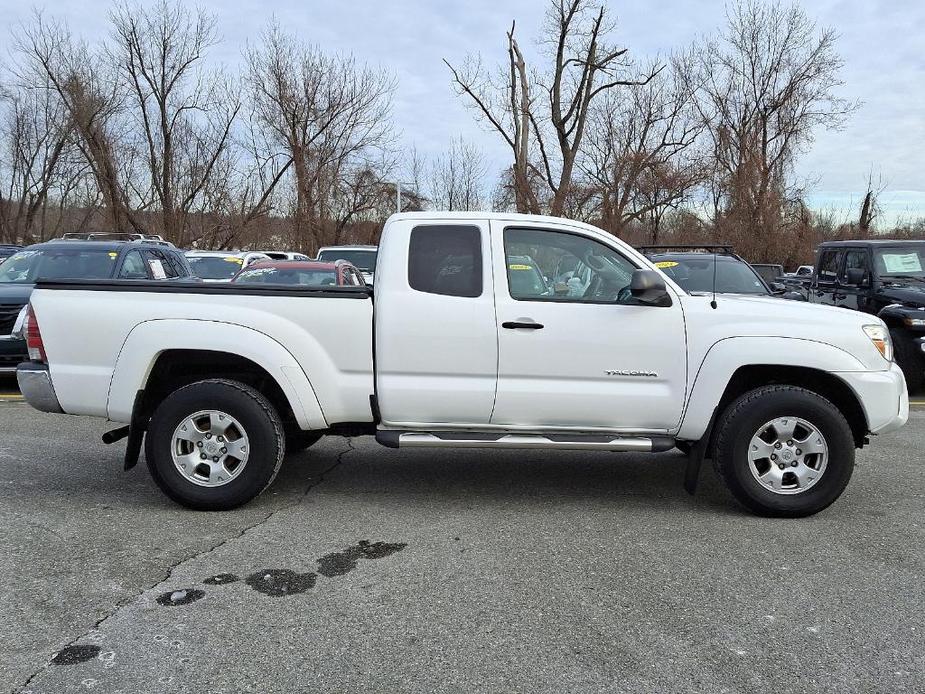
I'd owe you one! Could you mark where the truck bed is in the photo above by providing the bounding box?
[28,279,375,426]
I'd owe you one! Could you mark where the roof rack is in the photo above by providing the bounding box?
[637,244,736,255]
[57,232,174,247]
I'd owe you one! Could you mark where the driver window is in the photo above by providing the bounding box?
[503,227,637,303]
[841,249,869,285]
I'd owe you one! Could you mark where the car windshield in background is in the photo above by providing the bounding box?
[316,250,376,272]
[875,247,925,277]
[187,256,243,280]
[0,248,117,283]
[654,255,767,295]
[235,268,339,285]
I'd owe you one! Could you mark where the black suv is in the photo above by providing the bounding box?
[0,240,193,374]
[788,240,925,391]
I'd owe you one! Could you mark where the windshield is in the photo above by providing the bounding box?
[874,247,925,278]
[316,249,376,272]
[187,256,243,280]
[234,267,339,286]
[654,256,768,295]
[0,248,118,283]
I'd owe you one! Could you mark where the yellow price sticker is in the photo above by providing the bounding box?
[654,261,679,269]
[108,252,118,259]
[224,257,244,264]
[508,264,533,271]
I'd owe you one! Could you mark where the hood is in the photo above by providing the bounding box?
[0,283,34,305]
[877,284,925,307]
[682,292,890,371]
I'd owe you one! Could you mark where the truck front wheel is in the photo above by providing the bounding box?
[713,386,855,517]
[145,379,285,511]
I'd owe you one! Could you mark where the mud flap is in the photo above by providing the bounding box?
[683,407,718,495]
[123,389,147,471]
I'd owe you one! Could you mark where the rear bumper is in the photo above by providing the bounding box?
[16,363,63,413]
[835,362,908,436]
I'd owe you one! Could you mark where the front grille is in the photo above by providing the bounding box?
[0,303,25,334]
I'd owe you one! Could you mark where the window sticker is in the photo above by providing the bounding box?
[508,264,533,270]
[148,259,167,279]
[224,257,244,264]
[654,261,679,269]
[108,252,118,259]
[882,253,922,273]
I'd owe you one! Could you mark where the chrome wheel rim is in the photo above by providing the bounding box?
[171,410,249,487]
[747,416,828,495]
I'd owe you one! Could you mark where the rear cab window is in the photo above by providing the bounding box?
[408,225,482,297]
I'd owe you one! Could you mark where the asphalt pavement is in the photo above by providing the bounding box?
[0,389,922,693]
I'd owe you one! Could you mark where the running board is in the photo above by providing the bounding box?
[376,431,675,452]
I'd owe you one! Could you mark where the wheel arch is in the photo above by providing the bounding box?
[678,337,869,447]
[108,320,328,431]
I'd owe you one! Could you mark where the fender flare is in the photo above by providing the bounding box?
[107,319,328,430]
[676,336,867,440]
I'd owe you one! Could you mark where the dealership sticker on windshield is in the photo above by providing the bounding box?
[225,257,244,264]
[509,264,533,270]
[654,261,679,269]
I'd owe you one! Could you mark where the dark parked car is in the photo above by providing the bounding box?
[0,240,193,373]
[639,246,803,299]
[231,260,365,286]
[0,245,21,264]
[786,240,925,391]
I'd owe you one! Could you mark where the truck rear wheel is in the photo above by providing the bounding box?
[713,386,855,517]
[145,379,285,511]
[890,328,924,394]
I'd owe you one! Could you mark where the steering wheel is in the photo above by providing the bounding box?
[617,285,633,303]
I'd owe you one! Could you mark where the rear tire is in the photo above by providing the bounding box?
[145,379,285,511]
[713,385,855,517]
[890,328,924,394]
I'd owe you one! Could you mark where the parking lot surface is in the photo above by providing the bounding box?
[0,394,922,693]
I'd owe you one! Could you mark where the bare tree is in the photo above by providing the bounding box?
[583,55,705,240]
[697,0,856,261]
[14,11,143,232]
[109,0,240,246]
[245,23,395,254]
[446,0,659,216]
[428,137,487,211]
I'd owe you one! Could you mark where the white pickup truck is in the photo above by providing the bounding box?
[16,212,908,516]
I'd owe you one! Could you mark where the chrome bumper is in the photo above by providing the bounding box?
[16,363,63,413]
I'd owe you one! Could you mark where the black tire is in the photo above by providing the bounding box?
[145,379,285,511]
[890,328,924,394]
[285,429,323,455]
[713,385,855,518]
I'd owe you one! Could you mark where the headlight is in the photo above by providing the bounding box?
[863,324,892,362]
[903,316,925,328]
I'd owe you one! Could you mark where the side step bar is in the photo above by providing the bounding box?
[376,431,675,453]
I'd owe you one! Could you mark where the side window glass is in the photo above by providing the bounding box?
[118,250,148,279]
[842,249,869,283]
[408,225,482,298]
[504,227,637,303]
[817,251,840,282]
[145,250,179,279]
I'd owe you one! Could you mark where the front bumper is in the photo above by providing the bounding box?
[16,363,63,413]
[835,362,908,436]
[0,337,27,374]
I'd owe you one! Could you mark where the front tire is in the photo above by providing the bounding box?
[145,379,285,511]
[890,328,924,394]
[713,386,855,517]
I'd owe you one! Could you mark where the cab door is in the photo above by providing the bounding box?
[812,248,842,304]
[489,221,687,432]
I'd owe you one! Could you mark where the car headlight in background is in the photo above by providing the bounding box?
[902,316,925,328]
[863,324,892,362]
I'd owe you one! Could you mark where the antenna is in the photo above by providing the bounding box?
[710,252,718,309]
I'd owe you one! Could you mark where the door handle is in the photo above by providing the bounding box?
[502,321,544,330]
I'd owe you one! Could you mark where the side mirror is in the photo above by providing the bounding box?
[631,269,672,307]
[769,281,786,294]
[845,267,866,286]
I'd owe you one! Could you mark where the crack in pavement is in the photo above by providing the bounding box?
[13,437,355,694]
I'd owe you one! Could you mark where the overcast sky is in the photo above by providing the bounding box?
[3,0,924,224]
